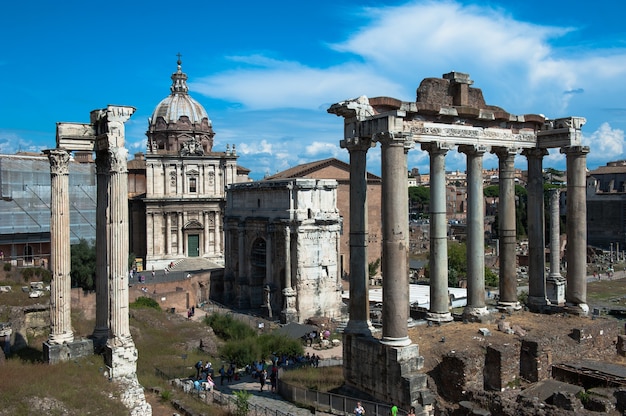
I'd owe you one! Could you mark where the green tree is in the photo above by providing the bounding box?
[368,258,381,278]
[233,390,251,416]
[408,186,430,219]
[447,241,467,287]
[70,238,96,290]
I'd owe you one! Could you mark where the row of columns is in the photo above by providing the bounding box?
[47,106,136,356]
[343,134,591,340]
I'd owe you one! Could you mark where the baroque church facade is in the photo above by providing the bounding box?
[129,59,249,269]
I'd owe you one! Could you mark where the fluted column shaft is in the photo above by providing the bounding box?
[494,148,519,308]
[343,137,374,335]
[380,133,411,346]
[47,149,74,344]
[548,189,562,279]
[523,148,549,308]
[563,146,590,310]
[422,143,452,322]
[459,145,487,317]
[165,213,172,255]
[108,147,132,345]
[93,150,110,341]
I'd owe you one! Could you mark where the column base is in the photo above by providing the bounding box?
[280,308,298,324]
[104,340,138,379]
[344,319,375,336]
[527,296,551,313]
[48,332,74,345]
[565,302,589,316]
[380,336,412,347]
[462,306,489,322]
[426,311,453,323]
[546,277,566,305]
[497,301,522,313]
[43,338,93,364]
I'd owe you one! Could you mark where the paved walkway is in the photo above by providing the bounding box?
[213,373,316,416]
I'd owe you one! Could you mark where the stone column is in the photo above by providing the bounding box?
[379,132,412,346]
[215,211,222,255]
[282,224,297,323]
[522,148,549,310]
[93,150,110,343]
[342,137,374,335]
[203,211,209,255]
[177,212,184,256]
[147,213,154,258]
[108,146,133,346]
[459,145,488,319]
[47,149,74,345]
[546,188,565,304]
[165,212,172,255]
[422,142,453,322]
[493,147,520,310]
[563,145,590,314]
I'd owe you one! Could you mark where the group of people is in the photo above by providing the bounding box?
[194,360,215,391]
[354,402,416,416]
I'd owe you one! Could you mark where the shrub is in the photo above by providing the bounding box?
[130,296,161,310]
[204,313,256,341]
[233,390,251,416]
[21,267,34,282]
[3,263,11,272]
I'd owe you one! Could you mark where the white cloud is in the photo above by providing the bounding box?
[305,141,340,157]
[237,139,274,156]
[584,123,625,163]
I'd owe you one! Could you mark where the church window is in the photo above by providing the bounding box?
[189,177,197,193]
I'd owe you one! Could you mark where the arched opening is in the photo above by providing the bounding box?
[249,238,266,309]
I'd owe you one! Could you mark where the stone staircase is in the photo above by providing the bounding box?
[168,257,223,272]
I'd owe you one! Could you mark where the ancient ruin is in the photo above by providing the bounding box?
[44,106,151,415]
[328,71,589,412]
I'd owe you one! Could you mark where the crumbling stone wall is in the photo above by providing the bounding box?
[433,349,484,403]
[484,344,519,391]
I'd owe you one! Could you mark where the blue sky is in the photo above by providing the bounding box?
[1,0,625,180]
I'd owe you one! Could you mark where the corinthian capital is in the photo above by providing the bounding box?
[46,149,71,175]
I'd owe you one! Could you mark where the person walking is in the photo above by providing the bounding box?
[354,401,366,415]
[390,404,398,416]
[259,369,267,391]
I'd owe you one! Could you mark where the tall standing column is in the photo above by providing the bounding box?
[203,211,209,255]
[422,143,453,322]
[563,145,590,314]
[546,188,566,305]
[342,137,374,335]
[459,145,488,319]
[282,224,297,323]
[215,211,222,256]
[93,150,110,343]
[522,148,549,310]
[47,149,74,345]
[177,212,184,256]
[108,147,132,346]
[165,212,172,255]
[493,147,520,310]
[379,132,412,346]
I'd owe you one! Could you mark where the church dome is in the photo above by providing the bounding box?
[147,57,215,154]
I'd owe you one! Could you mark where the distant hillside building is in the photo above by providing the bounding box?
[264,158,382,278]
[587,160,626,250]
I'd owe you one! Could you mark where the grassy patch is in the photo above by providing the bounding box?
[280,365,344,392]
[587,279,626,307]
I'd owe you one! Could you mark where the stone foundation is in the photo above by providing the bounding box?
[43,338,93,364]
[116,375,152,416]
[520,338,552,382]
[343,334,427,411]
[436,349,484,403]
[105,342,139,379]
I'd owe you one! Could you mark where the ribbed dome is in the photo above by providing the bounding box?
[148,58,212,128]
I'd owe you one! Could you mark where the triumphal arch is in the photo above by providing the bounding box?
[328,72,588,412]
[44,105,151,415]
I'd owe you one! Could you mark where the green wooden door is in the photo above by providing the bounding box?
[188,234,199,257]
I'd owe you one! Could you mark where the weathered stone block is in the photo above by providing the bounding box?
[484,344,518,392]
[617,335,626,356]
[520,338,552,382]
[43,338,93,364]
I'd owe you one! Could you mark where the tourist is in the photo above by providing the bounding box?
[219,365,226,385]
[354,401,366,415]
[407,406,416,416]
[204,374,215,391]
[195,360,203,379]
[269,366,277,393]
[390,404,398,416]
[260,368,267,391]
